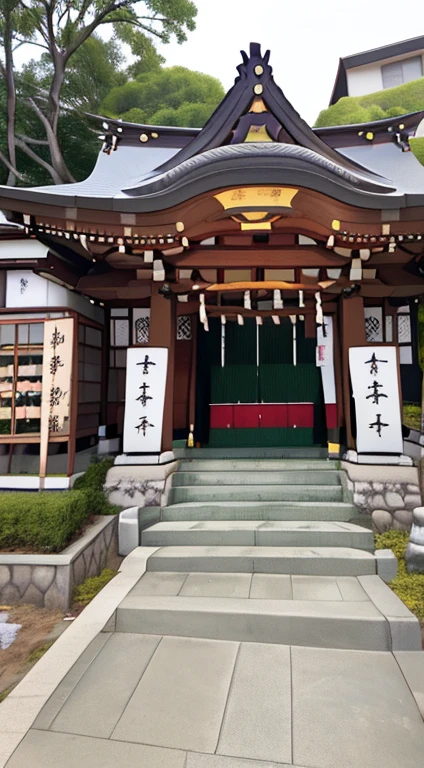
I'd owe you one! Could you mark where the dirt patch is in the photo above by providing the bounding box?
[0,604,64,695]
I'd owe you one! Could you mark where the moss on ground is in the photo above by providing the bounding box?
[410,137,424,166]
[375,531,424,620]
[73,568,117,606]
[403,404,421,430]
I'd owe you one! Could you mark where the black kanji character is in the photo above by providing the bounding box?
[135,416,154,436]
[369,413,389,437]
[49,386,63,407]
[136,382,152,408]
[364,352,388,376]
[49,414,60,433]
[50,328,65,348]
[50,355,64,375]
[366,381,388,405]
[137,355,156,375]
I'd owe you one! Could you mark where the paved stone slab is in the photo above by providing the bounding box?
[292,576,343,601]
[111,635,238,753]
[291,645,424,768]
[186,754,306,767]
[336,577,369,602]
[5,730,186,768]
[162,501,355,522]
[169,485,343,504]
[217,642,291,763]
[117,596,390,650]
[50,633,161,738]
[129,571,188,596]
[250,574,293,600]
[33,633,110,730]
[172,469,341,486]
[179,573,252,598]
[394,651,424,718]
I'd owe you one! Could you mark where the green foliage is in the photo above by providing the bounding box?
[315,77,424,127]
[403,403,421,430]
[102,65,225,128]
[27,641,54,664]
[0,491,90,552]
[73,568,117,605]
[410,137,424,166]
[375,531,424,619]
[73,456,115,491]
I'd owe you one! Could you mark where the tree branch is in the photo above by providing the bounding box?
[0,149,25,182]
[16,134,49,146]
[15,137,62,184]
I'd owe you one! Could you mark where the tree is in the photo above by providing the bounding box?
[102,65,225,127]
[0,0,197,184]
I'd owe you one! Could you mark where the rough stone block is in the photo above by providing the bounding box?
[407,485,420,494]
[372,509,393,533]
[22,583,44,607]
[406,542,424,573]
[412,507,424,527]
[393,509,413,531]
[32,565,55,593]
[373,482,384,492]
[385,492,403,509]
[0,564,11,589]
[370,494,386,510]
[44,581,64,611]
[72,553,87,587]
[11,565,32,597]
[354,493,367,508]
[404,494,422,509]
[1,582,19,603]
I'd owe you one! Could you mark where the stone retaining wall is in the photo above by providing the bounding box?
[0,516,118,611]
[342,462,422,533]
[105,462,177,508]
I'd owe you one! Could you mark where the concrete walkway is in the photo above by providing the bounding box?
[2,458,424,767]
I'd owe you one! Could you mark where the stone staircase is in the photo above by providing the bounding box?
[117,457,421,652]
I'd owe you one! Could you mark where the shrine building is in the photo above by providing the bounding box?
[1,42,424,482]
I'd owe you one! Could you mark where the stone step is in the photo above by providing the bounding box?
[172,470,341,487]
[116,594,390,651]
[161,500,356,522]
[168,484,344,504]
[174,446,328,459]
[178,459,336,472]
[147,546,377,577]
[141,521,374,551]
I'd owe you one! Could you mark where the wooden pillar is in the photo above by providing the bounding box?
[149,290,176,453]
[341,295,366,449]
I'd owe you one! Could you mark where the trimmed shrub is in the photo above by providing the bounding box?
[0,491,90,552]
[73,456,118,515]
[315,77,424,127]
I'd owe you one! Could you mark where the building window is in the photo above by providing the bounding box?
[381,56,423,89]
[0,322,44,435]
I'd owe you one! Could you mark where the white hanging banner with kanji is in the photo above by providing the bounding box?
[123,347,168,454]
[40,318,74,438]
[349,346,403,454]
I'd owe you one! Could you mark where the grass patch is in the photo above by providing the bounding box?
[410,137,424,166]
[73,568,117,606]
[27,641,55,664]
[403,403,421,430]
[375,531,424,619]
[0,685,15,703]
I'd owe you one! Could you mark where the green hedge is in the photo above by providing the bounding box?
[315,77,424,127]
[0,491,90,553]
[375,531,424,619]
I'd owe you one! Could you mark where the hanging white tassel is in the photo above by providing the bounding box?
[199,293,207,324]
[315,291,323,326]
[327,235,335,248]
[221,316,226,368]
[272,315,280,325]
[237,314,244,326]
[256,315,263,326]
[298,290,305,308]
[244,290,251,310]
[204,317,209,332]
[273,289,283,309]
[290,315,297,366]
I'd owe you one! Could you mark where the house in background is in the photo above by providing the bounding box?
[330,35,424,104]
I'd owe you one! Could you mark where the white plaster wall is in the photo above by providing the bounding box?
[5,269,104,323]
[0,239,48,261]
[346,52,424,97]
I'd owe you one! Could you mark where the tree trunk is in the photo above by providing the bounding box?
[4,13,18,186]
[45,53,75,184]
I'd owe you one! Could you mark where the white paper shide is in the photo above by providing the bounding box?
[349,346,403,454]
[123,347,168,453]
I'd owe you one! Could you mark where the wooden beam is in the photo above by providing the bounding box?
[206,304,338,317]
[165,246,348,268]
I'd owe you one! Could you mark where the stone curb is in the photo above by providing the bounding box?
[357,575,422,651]
[0,546,158,768]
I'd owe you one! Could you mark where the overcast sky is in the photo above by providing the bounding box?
[154,0,424,123]
[13,0,424,125]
